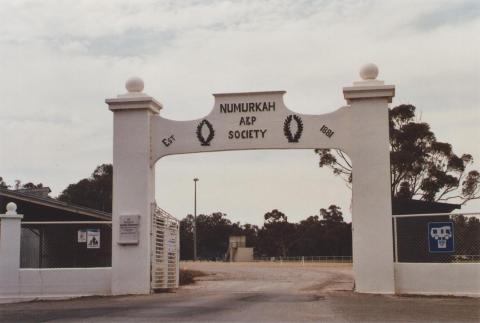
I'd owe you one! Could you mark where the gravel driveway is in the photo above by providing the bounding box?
[181,261,354,294]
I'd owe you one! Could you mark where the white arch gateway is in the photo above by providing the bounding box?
[106,64,396,295]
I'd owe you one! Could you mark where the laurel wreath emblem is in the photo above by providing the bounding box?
[283,114,304,143]
[196,119,215,146]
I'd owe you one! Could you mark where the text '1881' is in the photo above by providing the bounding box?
[320,125,334,138]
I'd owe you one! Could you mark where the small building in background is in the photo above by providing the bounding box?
[0,187,111,268]
[226,235,253,262]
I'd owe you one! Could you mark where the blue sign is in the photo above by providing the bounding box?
[428,222,454,253]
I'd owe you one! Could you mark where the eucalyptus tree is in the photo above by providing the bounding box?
[316,104,479,204]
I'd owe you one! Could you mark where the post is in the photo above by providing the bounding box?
[106,77,162,295]
[343,63,396,294]
[393,216,398,262]
[0,202,24,296]
[193,178,198,261]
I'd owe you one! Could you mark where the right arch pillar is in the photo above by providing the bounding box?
[343,75,395,293]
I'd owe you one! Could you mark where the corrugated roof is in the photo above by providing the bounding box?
[0,188,111,220]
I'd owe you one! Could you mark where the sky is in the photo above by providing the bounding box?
[0,0,479,225]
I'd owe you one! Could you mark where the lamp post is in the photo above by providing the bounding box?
[193,178,199,261]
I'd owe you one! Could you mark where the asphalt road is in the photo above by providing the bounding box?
[0,262,478,322]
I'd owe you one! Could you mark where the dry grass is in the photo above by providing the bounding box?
[179,269,208,286]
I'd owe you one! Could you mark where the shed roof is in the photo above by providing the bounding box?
[392,197,461,215]
[0,188,111,221]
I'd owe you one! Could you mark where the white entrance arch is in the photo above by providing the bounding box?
[106,64,395,295]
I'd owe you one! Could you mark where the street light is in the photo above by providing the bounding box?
[193,178,199,261]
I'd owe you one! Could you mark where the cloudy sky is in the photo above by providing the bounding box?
[1,0,479,225]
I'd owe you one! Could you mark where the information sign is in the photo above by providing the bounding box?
[428,222,454,253]
[87,229,101,249]
[165,227,177,253]
[77,229,87,243]
[119,215,140,245]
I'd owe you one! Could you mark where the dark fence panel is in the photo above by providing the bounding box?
[21,223,112,268]
[394,213,480,263]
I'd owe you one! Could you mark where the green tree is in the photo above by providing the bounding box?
[21,182,44,189]
[319,205,351,256]
[179,208,352,259]
[0,177,8,189]
[241,223,259,251]
[179,214,195,260]
[257,209,298,257]
[180,212,245,260]
[285,205,352,257]
[196,212,239,259]
[320,205,344,224]
[294,215,326,256]
[58,164,112,212]
[0,177,44,190]
[316,104,479,204]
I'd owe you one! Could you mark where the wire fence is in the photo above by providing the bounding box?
[254,256,352,263]
[20,221,112,268]
[393,212,480,263]
[181,256,352,263]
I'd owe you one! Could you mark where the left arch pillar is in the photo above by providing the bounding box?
[106,83,162,295]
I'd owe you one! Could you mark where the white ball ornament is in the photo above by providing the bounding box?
[125,77,144,93]
[6,202,17,215]
[359,63,379,80]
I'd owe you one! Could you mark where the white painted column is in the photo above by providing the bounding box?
[343,64,395,293]
[0,203,23,296]
[106,78,162,295]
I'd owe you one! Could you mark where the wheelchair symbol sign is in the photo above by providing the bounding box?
[428,222,454,253]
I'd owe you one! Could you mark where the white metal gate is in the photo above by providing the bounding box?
[151,203,180,290]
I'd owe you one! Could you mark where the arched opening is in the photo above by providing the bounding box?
[155,149,353,262]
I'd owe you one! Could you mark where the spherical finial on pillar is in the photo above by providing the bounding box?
[6,202,17,215]
[125,77,144,93]
[359,63,379,80]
